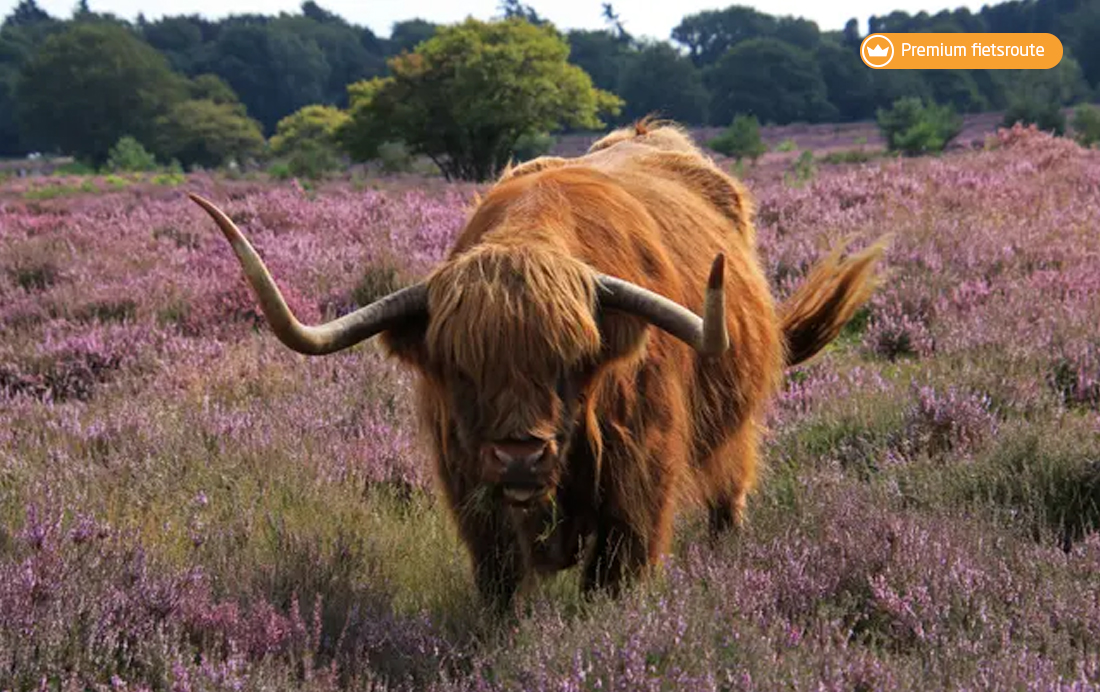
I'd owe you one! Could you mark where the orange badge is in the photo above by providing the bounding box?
[860,33,1063,70]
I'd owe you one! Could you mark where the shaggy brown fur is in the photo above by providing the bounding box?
[379,118,886,610]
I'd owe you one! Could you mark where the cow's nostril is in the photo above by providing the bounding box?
[490,437,548,465]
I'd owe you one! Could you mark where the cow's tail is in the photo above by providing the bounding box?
[778,236,890,367]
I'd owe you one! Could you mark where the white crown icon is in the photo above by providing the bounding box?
[866,44,889,57]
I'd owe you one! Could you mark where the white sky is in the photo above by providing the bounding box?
[2,0,991,40]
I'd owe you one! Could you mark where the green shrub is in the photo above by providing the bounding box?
[876,97,963,156]
[775,138,797,152]
[1071,103,1100,147]
[1002,96,1066,135]
[708,114,767,163]
[376,141,415,174]
[268,161,293,180]
[282,140,341,180]
[785,150,816,186]
[106,136,158,172]
[511,131,555,162]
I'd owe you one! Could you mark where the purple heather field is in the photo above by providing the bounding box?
[3,123,1100,690]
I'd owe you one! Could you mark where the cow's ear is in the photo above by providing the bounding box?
[379,316,430,370]
[595,310,649,366]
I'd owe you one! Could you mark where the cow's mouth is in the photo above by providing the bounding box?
[503,484,549,508]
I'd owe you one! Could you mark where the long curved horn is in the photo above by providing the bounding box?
[595,254,730,356]
[188,193,428,356]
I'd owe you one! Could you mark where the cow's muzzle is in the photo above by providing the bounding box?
[482,438,554,506]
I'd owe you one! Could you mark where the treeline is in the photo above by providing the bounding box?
[2,0,1099,164]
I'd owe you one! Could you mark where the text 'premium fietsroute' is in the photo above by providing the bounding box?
[900,41,1047,57]
[859,32,1063,69]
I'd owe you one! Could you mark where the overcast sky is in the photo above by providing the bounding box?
[2,0,991,40]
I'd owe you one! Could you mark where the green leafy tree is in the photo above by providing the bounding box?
[511,130,555,162]
[1000,57,1093,136]
[106,135,158,171]
[153,97,265,168]
[1,1,65,154]
[617,41,709,124]
[340,17,621,182]
[705,37,836,125]
[0,42,22,155]
[707,113,766,163]
[815,39,875,121]
[921,69,987,113]
[15,22,188,165]
[387,18,437,55]
[1060,4,1100,88]
[1071,103,1100,147]
[871,69,932,111]
[1002,96,1066,135]
[271,10,386,107]
[601,3,629,41]
[188,73,240,104]
[498,0,546,25]
[672,6,781,68]
[877,97,963,156]
[4,0,53,27]
[270,103,349,154]
[140,15,212,74]
[565,28,631,96]
[205,22,329,133]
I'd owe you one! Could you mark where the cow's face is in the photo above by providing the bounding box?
[415,244,620,507]
[446,364,588,507]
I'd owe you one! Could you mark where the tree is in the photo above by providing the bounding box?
[920,69,987,113]
[815,39,875,121]
[340,17,621,182]
[871,68,932,111]
[106,135,158,171]
[842,18,861,48]
[566,29,630,93]
[268,7,388,108]
[141,15,208,74]
[705,37,836,126]
[188,73,240,103]
[152,97,265,168]
[301,0,340,24]
[0,37,24,155]
[269,103,348,154]
[877,97,962,156]
[1072,103,1100,147]
[1,0,63,155]
[15,22,188,165]
[4,0,52,27]
[387,18,437,55]
[1000,56,1093,135]
[601,3,628,41]
[673,7,775,67]
[617,41,709,124]
[498,0,546,26]
[707,114,766,163]
[268,103,349,176]
[204,22,330,134]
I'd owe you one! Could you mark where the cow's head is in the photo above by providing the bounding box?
[188,194,729,507]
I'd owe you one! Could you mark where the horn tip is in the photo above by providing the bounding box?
[707,253,726,291]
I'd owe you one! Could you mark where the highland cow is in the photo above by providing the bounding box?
[188,119,885,611]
